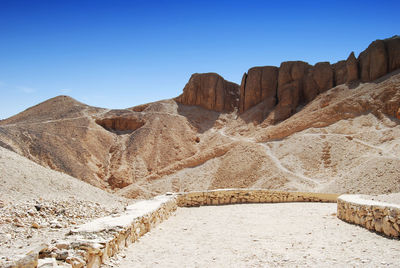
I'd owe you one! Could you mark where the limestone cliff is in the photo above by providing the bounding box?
[176,73,239,112]
[237,35,400,122]
[177,36,400,124]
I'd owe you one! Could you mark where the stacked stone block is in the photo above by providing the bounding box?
[337,195,400,238]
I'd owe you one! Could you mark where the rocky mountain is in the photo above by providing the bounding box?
[0,36,399,199]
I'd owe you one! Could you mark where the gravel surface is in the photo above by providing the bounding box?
[110,203,400,268]
[0,147,129,260]
[364,193,400,205]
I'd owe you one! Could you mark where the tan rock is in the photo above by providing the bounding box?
[37,257,58,268]
[382,216,399,237]
[176,73,239,112]
[358,40,388,82]
[346,52,358,83]
[32,221,40,229]
[313,62,334,93]
[95,116,145,133]
[276,61,311,120]
[374,219,383,232]
[13,251,38,268]
[304,62,333,102]
[66,256,85,268]
[385,35,400,72]
[332,60,347,85]
[239,66,278,113]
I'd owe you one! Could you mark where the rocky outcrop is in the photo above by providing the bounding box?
[177,36,400,119]
[358,39,388,82]
[332,52,358,86]
[239,66,278,113]
[275,61,310,119]
[346,52,358,83]
[358,36,400,82]
[237,36,400,121]
[240,60,338,118]
[304,61,334,102]
[95,116,145,134]
[239,61,336,120]
[176,73,239,112]
[386,36,400,72]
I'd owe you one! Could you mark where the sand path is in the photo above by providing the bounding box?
[112,203,400,267]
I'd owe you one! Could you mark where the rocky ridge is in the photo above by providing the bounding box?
[177,36,400,122]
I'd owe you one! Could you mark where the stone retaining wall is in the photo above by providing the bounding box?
[3,195,178,268]
[4,189,339,268]
[177,189,338,207]
[337,195,400,238]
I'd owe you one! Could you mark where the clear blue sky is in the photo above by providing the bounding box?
[0,0,399,119]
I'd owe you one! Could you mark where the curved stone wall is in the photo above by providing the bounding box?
[177,189,338,207]
[337,195,400,238]
[5,189,339,268]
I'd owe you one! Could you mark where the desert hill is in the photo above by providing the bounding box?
[0,146,128,257]
[0,36,399,199]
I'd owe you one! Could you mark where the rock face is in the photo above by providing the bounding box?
[304,61,334,102]
[95,116,145,134]
[386,36,400,72]
[346,52,358,83]
[236,36,400,121]
[331,52,358,85]
[176,37,400,120]
[275,61,310,119]
[358,39,388,82]
[176,73,239,112]
[239,66,278,113]
[358,36,400,82]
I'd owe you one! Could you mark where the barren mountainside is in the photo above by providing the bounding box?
[0,36,399,199]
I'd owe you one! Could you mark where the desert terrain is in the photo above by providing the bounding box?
[0,36,400,266]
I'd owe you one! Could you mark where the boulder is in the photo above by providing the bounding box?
[358,39,388,82]
[239,66,278,113]
[176,73,239,112]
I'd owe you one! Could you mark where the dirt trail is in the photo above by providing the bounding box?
[212,127,322,187]
[260,143,321,186]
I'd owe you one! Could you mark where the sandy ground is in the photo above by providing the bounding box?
[365,193,400,205]
[110,203,400,268]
